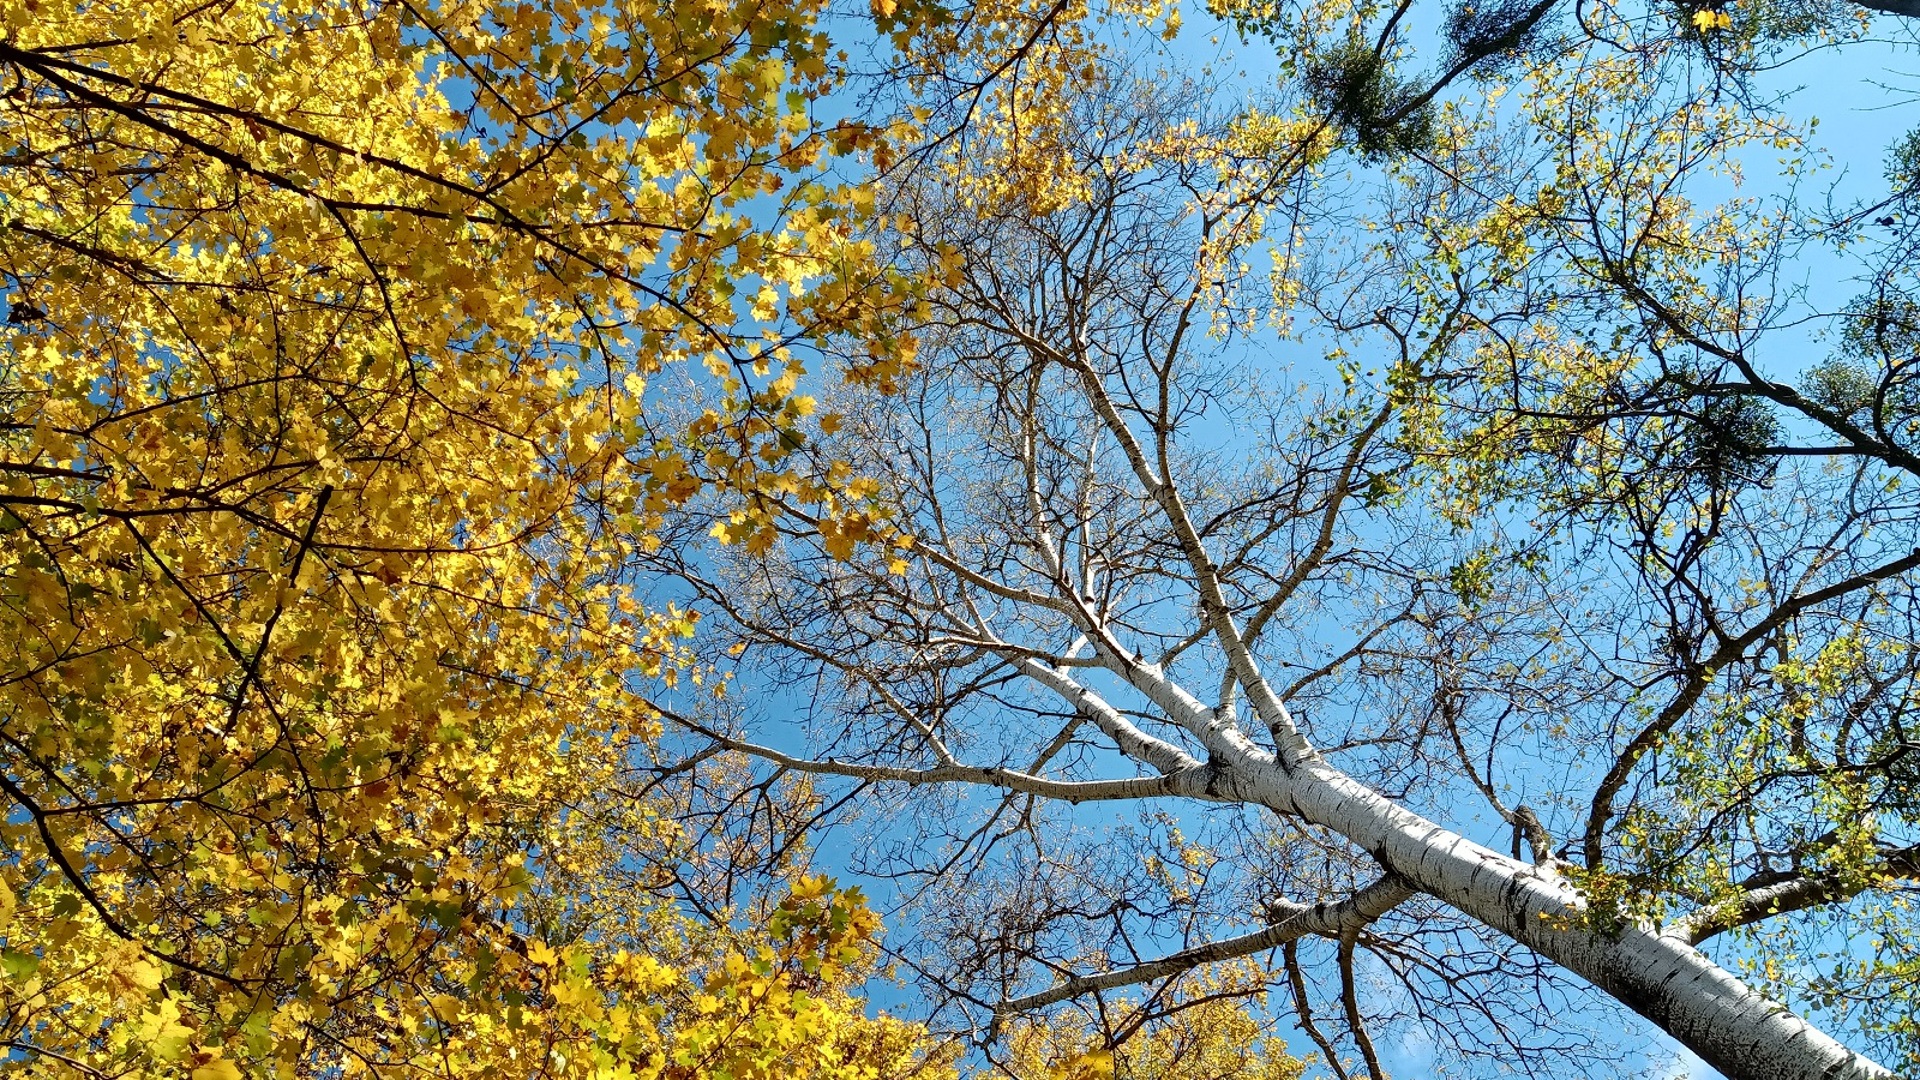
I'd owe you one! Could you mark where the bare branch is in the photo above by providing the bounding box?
[998,875,1414,1015]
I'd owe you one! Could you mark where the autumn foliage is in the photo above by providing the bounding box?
[0,0,933,1075]
[14,0,1920,1075]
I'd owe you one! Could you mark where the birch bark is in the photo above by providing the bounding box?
[1238,755,1893,1080]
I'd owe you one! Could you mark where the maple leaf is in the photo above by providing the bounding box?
[0,0,933,1076]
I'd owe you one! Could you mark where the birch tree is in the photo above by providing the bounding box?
[647,5,1920,1077]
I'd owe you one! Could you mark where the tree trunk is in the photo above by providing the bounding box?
[1241,758,1892,1080]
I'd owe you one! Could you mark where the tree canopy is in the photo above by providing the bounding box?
[0,0,929,1075]
[650,2,1920,1079]
[6,0,1920,1078]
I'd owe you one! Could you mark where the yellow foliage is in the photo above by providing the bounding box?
[1690,6,1735,32]
[994,967,1304,1080]
[0,0,937,1076]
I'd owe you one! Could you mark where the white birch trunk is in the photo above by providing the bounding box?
[1231,756,1892,1080]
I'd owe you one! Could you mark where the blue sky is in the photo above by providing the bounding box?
[656,3,1920,1076]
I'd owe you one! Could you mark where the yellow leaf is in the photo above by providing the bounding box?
[130,959,165,991]
[1048,1049,1114,1080]
[1690,7,1731,31]
[526,939,558,967]
[193,1058,242,1080]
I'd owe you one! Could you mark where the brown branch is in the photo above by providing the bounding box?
[1669,844,1920,946]
[1339,930,1388,1080]
[998,874,1414,1015]
[0,771,248,989]
[1286,940,1352,1080]
[1583,544,1920,869]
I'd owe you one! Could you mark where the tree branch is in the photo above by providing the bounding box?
[997,874,1414,1015]
[656,704,1218,804]
[1668,845,1920,946]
